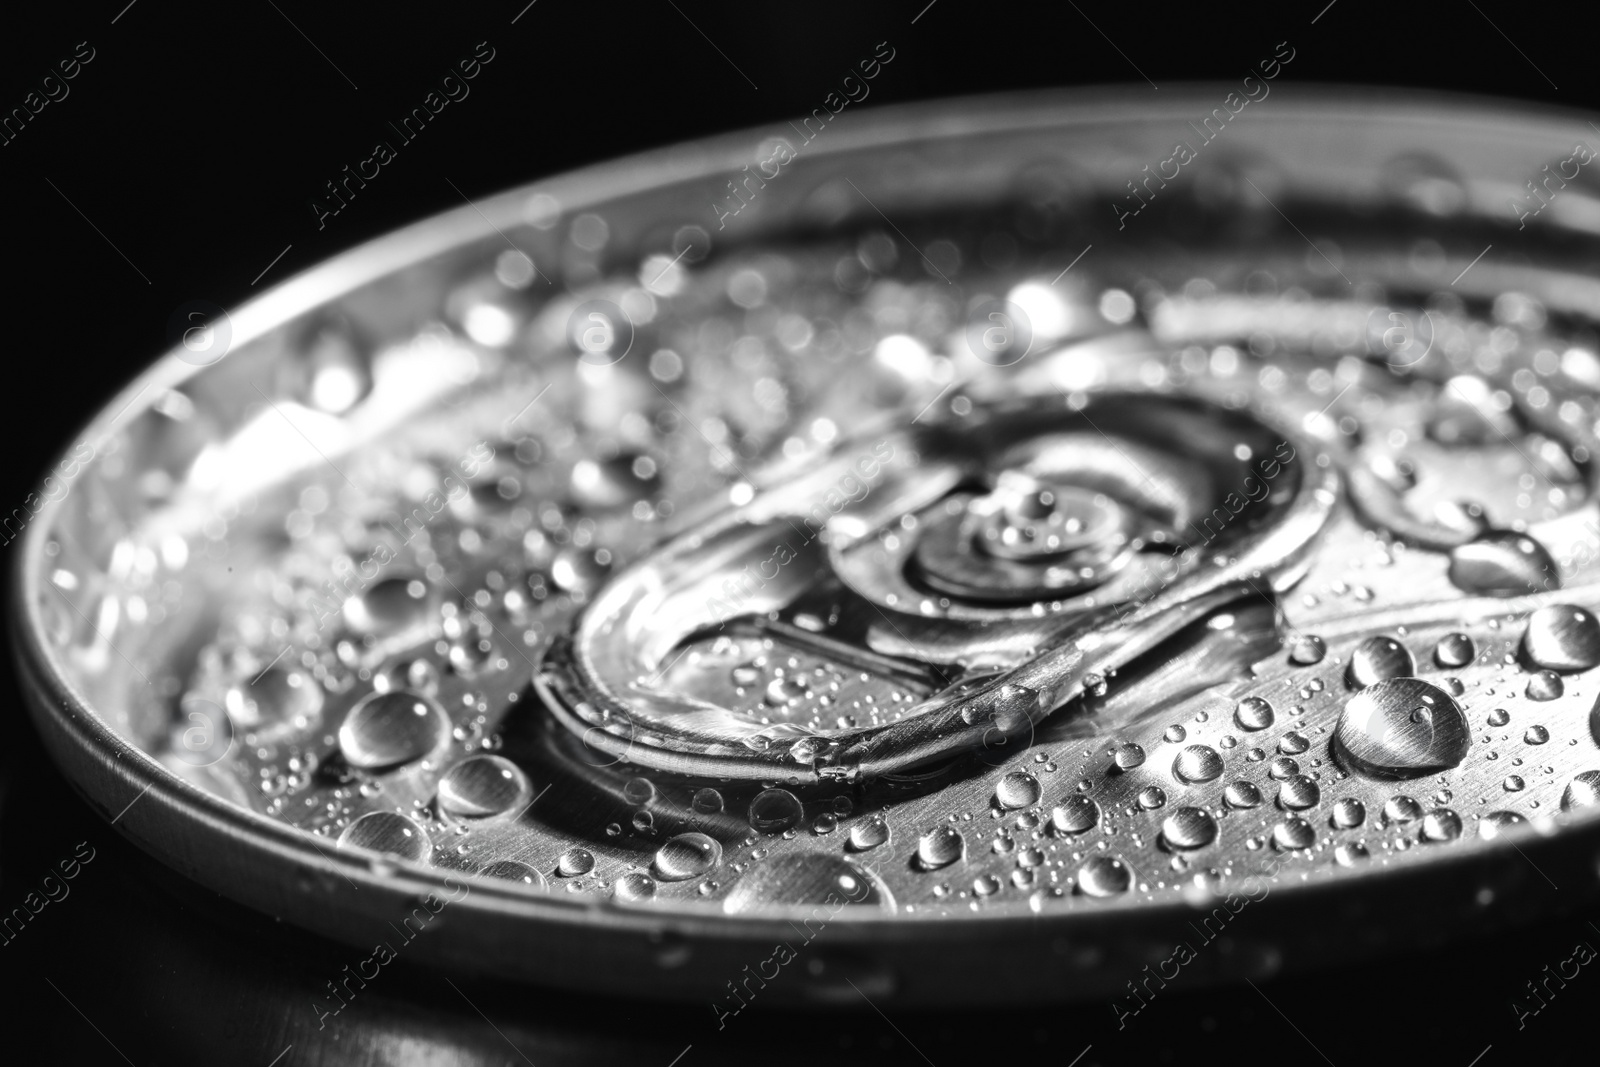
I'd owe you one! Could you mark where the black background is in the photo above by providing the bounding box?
[2,1,1598,1063]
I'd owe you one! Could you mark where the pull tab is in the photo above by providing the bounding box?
[535,391,1337,782]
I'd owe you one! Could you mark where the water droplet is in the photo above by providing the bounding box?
[972,873,1003,897]
[1279,775,1321,810]
[811,813,838,835]
[848,816,891,851]
[1225,781,1263,808]
[653,833,723,881]
[1434,632,1476,669]
[1288,634,1327,665]
[1525,671,1564,700]
[995,771,1042,810]
[614,871,657,902]
[1114,742,1146,770]
[1383,795,1423,823]
[338,811,432,863]
[1269,757,1300,780]
[1137,785,1167,810]
[226,666,324,739]
[1173,745,1224,783]
[1347,636,1414,689]
[1162,807,1218,849]
[1448,531,1559,597]
[1524,725,1550,745]
[1503,775,1525,792]
[1272,817,1315,850]
[623,777,657,805]
[917,826,965,870]
[550,547,612,593]
[1164,724,1188,744]
[1235,696,1275,731]
[1076,855,1131,897]
[1331,797,1366,828]
[692,787,725,814]
[1522,605,1600,672]
[765,677,808,705]
[1486,708,1510,727]
[557,848,595,877]
[1335,678,1469,778]
[343,577,433,637]
[748,788,803,833]
[1421,808,1463,842]
[478,859,546,888]
[1334,843,1369,866]
[437,755,532,818]
[1561,770,1600,811]
[569,452,660,509]
[338,689,448,770]
[722,854,892,913]
[1478,811,1527,839]
[1051,796,1101,835]
[1278,732,1310,756]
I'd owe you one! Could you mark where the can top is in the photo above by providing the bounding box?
[16,87,1600,1004]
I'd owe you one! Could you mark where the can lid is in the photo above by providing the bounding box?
[18,88,1600,1004]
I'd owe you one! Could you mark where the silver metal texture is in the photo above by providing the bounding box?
[16,86,1600,1005]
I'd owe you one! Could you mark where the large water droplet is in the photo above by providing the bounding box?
[653,832,723,881]
[343,577,434,637]
[917,826,965,870]
[1051,795,1101,835]
[1561,770,1600,811]
[338,811,432,863]
[1421,808,1463,842]
[437,755,533,819]
[1334,843,1369,866]
[848,816,891,851]
[550,547,612,593]
[1161,807,1217,849]
[1526,671,1564,700]
[1447,531,1559,597]
[748,788,803,833]
[1272,817,1315,850]
[692,787,725,814]
[1383,795,1423,824]
[1288,634,1327,665]
[1235,697,1275,731]
[479,859,546,887]
[226,666,324,739]
[722,854,892,912]
[1076,855,1131,897]
[1174,745,1224,783]
[1347,636,1414,689]
[1279,775,1321,810]
[569,453,661,509]
[1225,781,1263,808]
[1331,797,1366,828]
[614,871,658,902]
[1477,811,1526,839]
[995,771,1041,810]
[1522,605,1600,672]
[1335,678,1468,778]
[1114,742,1146,770]
[557,848,595,877]
[338,689,449,770]
[1434,633,1476,668]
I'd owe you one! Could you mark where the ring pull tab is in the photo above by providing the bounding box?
[537,391,1337,782]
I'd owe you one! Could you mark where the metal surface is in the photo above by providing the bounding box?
[15,87,1600,1005]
